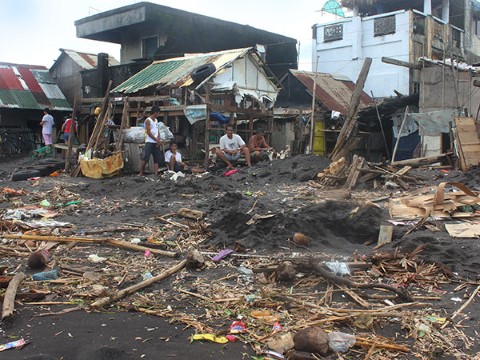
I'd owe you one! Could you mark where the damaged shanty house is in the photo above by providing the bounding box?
[0,62,71,156]
[71,2,297,146]
[275,70,373,157]
[106,46,281,173]
[311,0,480,168]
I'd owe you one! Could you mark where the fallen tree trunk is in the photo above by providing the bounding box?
[2,272,26,320]
[90,259,187,308]
[2,234,178,258]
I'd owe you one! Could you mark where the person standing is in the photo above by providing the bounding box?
[40,108,54,148]
[61,114,77,144]
[215,124,251,169]
[138,106,162,176]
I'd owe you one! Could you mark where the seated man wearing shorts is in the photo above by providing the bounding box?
[215,125,251,169]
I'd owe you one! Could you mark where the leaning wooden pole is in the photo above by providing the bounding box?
[330,57,372,161]
[2,272,26,320]
[91,259,187,308]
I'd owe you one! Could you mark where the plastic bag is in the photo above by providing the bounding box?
[158,121,174,141]
[327,331,356,353]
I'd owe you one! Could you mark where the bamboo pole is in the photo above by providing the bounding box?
[91,259,187,308]
[2,272,26,320]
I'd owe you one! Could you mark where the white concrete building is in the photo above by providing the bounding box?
[312,0,480,98]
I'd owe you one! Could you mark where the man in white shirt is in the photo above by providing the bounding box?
[40,108,54,148]
[138,106,162,176]
[215,125,251,169]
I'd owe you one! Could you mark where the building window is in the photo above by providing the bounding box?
[374,15,396,36]
[142,36,158,59]
[475,18,480,36]
[324,24,343,42]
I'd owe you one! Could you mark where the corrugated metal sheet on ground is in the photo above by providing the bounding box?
[113,48,250,94]
[290,70,372,115]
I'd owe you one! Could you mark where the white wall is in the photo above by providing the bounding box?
[313,11,411,97]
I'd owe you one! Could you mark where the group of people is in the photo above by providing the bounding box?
[138,107,274,176]
[40,108,78,147]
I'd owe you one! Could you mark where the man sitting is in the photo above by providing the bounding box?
[215,125,251,169]
[248,128,273,163]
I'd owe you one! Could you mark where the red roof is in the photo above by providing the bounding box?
[290,70,372,115]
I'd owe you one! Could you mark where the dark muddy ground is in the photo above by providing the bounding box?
[0,154,479,359]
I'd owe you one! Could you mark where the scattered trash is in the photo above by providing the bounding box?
[222,169,240,177]
[229,321,246,334]
[142,272,153,280]
[0,338,26,352]
[27,250,50,270]
[39,199,51,207]
[88,254,107,263]
[327,331,356,353]
[324,261,351,276]
[191,334,229,344]
[211,249,234,261]
[32,269,59,281]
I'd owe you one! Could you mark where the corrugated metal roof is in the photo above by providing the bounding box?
[0,63,71,111]
[113,48,251,94]
[60,49,120,70]
[290,70,372,115]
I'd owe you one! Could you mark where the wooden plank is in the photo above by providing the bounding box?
[377,225,394,247]
[382,56,422,70]
[445,223,480,238]
[454,117,480,169]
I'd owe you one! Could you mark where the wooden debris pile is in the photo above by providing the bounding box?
[316,155,427,190]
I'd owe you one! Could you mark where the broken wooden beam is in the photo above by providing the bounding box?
[382,56,422,70]
[2,272,26,320]
[390,153,452,167]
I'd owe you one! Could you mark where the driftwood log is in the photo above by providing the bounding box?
[2,272,26,320]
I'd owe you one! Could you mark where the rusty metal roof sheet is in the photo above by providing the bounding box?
[59,49,120,70]
[0,63,71,111]
[290,69,372,115]
[112,47,252,94]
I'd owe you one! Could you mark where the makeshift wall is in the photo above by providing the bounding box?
[420,66,480,114]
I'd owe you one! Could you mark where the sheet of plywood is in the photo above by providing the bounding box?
[454,117,480,170]
[445,223,480,238]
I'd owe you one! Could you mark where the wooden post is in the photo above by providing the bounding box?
[309,56,319,154]
[2,272,26,320]
[371,91,390,159]
[330,57,372,161]
[116,97,129,152]
[391,105,409,164]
